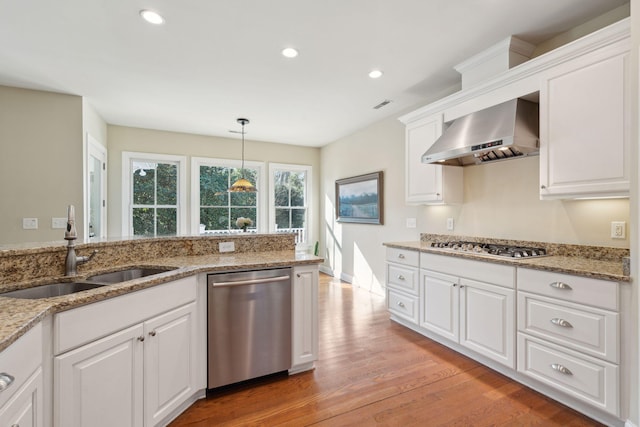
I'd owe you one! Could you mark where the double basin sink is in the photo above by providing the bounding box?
[0,267,176,299]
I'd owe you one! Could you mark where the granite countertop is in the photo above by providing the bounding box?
[384,241,630,283]
[0,250,323,353]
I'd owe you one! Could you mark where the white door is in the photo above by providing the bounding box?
[420,270,459,342]
[292,265,319,369]
[86,134,107,239]
[55,324,144,427]
[459,278,515,368]
[0,369,43,427]
[144,303,197,427]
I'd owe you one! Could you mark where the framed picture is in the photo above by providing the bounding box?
[335,171,384,224]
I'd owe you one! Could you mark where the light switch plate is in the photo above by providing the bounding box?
[23,218,38,229]
[406,218,416,228]
[219,241,235,252]
[52,217,67,229]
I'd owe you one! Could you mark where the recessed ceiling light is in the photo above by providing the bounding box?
[368,69,383,79]
[140,9,165,25]
[282,47,299,58]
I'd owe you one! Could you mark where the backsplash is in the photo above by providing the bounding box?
[0,234,296,285]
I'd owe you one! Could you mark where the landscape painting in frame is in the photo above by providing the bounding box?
[335,171,384,224]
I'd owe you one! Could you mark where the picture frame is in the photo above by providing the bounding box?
[335,171,384,224]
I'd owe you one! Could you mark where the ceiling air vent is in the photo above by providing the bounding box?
[373,99,392,109]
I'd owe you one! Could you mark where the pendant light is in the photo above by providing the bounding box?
[228,118,257,192]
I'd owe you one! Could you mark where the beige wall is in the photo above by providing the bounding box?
[0,85,83,245]
[107,125,321,242]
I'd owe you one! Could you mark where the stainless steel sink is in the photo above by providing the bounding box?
[0,282,107,299]
[86,267,175,284]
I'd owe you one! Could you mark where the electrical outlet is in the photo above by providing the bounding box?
[406,218,416,228]
[446,217,454,231]
[22,218,38,229]
[611,221,626,239]
[219,241,235,253]
[52,217,67,229]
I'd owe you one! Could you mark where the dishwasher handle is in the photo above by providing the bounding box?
[211,275,290,288]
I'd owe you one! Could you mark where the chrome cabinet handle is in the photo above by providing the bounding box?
[397,302,405,308]
[0,373,15,392]
[452,283,457,287]
[550,281,572,290]
[397,275,405,280]
[137,336,145,342]
[550,318,573,328]
[541,185,546,190]
[296,273,301,278]
[398,254,405,259]
[149,330,157,337]
[551,363,573,375]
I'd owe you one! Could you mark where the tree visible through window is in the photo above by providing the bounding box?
[199,165,258,231]
[131,161,178,236]
[273,168,307,243]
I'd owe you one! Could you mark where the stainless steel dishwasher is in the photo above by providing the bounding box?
[207,268,292,389]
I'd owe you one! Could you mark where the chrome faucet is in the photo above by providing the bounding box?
[64,205,97,276]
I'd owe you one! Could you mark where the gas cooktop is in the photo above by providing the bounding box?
[429,241,547,259]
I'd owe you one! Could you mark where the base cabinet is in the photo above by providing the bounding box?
[0,323,43,427]
[420,263,515,368]
[53,277,199,427]
[291,265,319,372]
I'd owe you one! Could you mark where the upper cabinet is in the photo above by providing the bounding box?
[404,114,463,205]
[400,18,630,202]
[539,38,630,199]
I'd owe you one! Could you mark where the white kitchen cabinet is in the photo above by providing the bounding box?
[290,265,319,374]
[0,323,44,427]
[54,277,199,427]
[55,324,144,427]
[144,303,197,427]
[420,253,515,368]
[516,268,620,416]
[385,247,420,325]
[539,38,630,199]
[404,114,463,204]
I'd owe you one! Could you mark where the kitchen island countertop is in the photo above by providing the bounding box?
[0,250,323,353]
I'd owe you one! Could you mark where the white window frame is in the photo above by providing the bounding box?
[191,157,266,234]
[122,151,187,237]
[269,162,312,247]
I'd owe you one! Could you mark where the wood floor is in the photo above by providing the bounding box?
[170,274,603,426]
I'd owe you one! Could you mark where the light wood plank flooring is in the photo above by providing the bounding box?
[170,273,603,426]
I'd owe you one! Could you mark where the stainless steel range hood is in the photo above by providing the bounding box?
[422,98,539,166]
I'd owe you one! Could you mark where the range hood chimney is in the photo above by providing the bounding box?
[421,98,539,167]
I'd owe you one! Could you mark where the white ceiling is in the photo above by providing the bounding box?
[0,0,628,147]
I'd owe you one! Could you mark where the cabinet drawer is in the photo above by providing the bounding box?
[518,268,618,310]
[517,334,618,416]
[54,276,197,355]
[422,253,515,288]
[386,263,418,294]
[387,289,418,324]
[0,323,42,409]
[518,292,618,363]
[386,247,419,267]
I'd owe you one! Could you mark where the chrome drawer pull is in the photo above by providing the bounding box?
[550,318,573,328]
[550,281,572,290]
[397,301,405,308]
[551,363,573,375]
[0,373,15,392]
[397,275,405,280]
[398,254,405,259]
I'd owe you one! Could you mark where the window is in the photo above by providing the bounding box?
[269,163,311,245]
[122,152,187,237]
[191,157,265,234]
